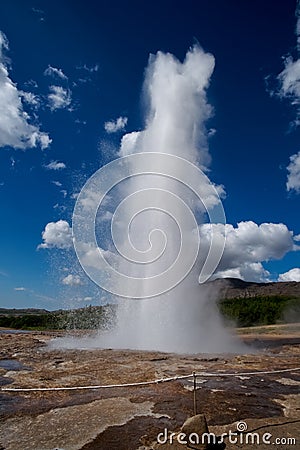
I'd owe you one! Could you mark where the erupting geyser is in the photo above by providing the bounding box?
[55,46,246,353]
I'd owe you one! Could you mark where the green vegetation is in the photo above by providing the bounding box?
[1,296,300,330]
[0,305,116,331]
[0,313,60,330]
[219,295,300,327]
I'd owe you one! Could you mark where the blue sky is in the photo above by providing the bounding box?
[0,0,300,310]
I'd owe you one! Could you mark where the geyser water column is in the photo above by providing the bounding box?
[71,46,245,353]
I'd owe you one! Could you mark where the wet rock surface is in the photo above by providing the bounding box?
[0,326,299,449]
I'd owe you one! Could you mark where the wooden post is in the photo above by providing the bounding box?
[193,371,197,415]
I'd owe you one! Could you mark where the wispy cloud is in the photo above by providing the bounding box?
[31,7,45,21]
[275,2,300,126]
[47,85,72,111]
[53,203,67,213]
[44,65,68,80]
[51,180,62,187]
[104,116,128,133]
[61,274,83,286]
[24,79,38,89]
[286,150,300,193]
[0,31,51,150]
[44,160,66,170]
[268,3,300,196]
[77,64,99,73]
[14,284,59,305]
[19,91,40,109]
[277,58,300,126]
[74,64,99,85]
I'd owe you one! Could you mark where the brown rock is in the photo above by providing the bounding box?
[155,431,190,449]
[181,414,209,450]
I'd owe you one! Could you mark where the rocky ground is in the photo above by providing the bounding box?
[0,325,299,450]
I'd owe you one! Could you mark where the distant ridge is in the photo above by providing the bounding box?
[1,279,300,317]
[210,277,300,299]
[0,308,50,316]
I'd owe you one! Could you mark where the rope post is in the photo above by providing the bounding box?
[193,371,197,415]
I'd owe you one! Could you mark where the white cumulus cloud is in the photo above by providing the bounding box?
[38,220,72,249]
[62,274,82,286]
[215,263,271,283]
[119,131,140,156]
[44,160,66,170]
[47,85,72,111]
[104,116,128,133]
[0,31,51,150]
[286,150,300,193]
[278,267,300,282]
[200,221,298,282]
[79,243,117,270]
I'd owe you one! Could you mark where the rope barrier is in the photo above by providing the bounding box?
[1,366,300,392]
[194,366,300,377]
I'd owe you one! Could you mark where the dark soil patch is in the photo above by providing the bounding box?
[81,415,172,450]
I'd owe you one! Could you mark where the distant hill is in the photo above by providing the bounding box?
[1,279,300,329]
[209,277,300,299]
[212,278,300,327]
[0,307,51,316]
[1,279,300,316]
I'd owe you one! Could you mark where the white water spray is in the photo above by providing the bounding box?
[55,46,246,353]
